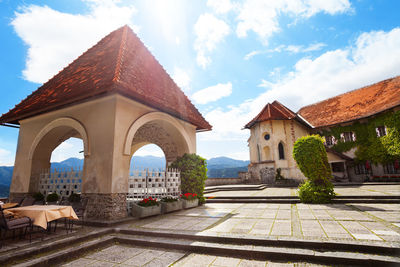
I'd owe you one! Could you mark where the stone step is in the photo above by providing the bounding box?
[115,233,400,266]
[6,228,400,266]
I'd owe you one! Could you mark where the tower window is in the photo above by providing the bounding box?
[278,143,285,160]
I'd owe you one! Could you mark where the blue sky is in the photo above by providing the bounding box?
[0,0,400,165]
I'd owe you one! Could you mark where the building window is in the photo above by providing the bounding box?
[341,132,356,142]
[383,162,400,174]
[376,126,387,137]
[331,162,345,172]
[354,163,369,175]
[264,133,270,140]
[325,136,335,146]
[278,142,285,160]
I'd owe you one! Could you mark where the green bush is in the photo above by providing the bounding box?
[293,135,335,203]
[170,153,207,204]
[68,193,81,203]
[32,192,44,201]
[46,193,59,203]
[298,180,336,204]
[161,196,178,202]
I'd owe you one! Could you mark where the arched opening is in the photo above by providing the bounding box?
[263,146,271,161]
[127,117,190,166]
[278,142,285,160]
[129,144,166,173]
[28,118,89,197]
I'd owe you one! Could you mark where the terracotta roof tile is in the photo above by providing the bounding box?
[244,100,297,128]
[298,76,400,128]
[0,26,212,131]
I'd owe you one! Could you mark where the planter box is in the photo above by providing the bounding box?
[161,200,183,214]
[182,199,199,209]
[131,203,161,218]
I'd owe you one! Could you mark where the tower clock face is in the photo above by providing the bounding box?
[264,134,270,140]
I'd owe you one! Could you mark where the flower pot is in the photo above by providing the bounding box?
[131,202,161,218]
[161,200,183,214]
[182,199,199,209]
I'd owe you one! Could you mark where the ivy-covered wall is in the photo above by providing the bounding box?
[319,110,400,164]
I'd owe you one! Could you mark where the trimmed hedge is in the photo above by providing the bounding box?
[293,135,335,203]
[170,153,207,204]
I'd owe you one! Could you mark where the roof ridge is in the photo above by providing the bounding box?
[116,27,209,126]
[1,29,119,119]
[298,75,399,112]
[113,25,128,83]
[272,100,295,118]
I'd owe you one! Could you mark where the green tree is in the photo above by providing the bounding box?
[293,135,335,203]
[170,153,208,203]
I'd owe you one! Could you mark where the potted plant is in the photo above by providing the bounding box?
[161,196,182,214]
[32,192,45,205]
[131,197,161,218]
[46,193,60,205]
[181,193,199,209]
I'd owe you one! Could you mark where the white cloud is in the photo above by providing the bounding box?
[194,13,230,68]
[205,28,400,141]
[11,1,138,84]
[0,148,14,166]
[244,43,326,60]
[50,138,84,163]
[236,0,351,44]
[192,82,232,104]
[172,67,191,92]
[207,0,235,14]
[133,144,165,157]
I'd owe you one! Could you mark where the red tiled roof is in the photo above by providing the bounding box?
[298,76,400,128]
[244,100,297,129]
[0,26,212,131]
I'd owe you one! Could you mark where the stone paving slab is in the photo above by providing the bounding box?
[128,201,400,244]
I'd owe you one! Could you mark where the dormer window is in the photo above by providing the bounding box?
[341,132,355,142]
[376,126,387,137]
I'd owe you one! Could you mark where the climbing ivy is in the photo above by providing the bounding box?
[320,110,400,164]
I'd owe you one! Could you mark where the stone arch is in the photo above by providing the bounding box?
[29,117,89,160]
[27,117,90,192]
[124,112,192,163]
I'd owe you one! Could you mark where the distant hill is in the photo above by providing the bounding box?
[0,155,249,196]
[207,157,249,178]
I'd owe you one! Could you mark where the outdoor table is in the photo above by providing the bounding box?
[1,203,19,209]
[7,205,78,229]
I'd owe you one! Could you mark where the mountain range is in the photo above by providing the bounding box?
[0,156,249,197]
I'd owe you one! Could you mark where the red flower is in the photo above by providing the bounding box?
[193,193,197,197]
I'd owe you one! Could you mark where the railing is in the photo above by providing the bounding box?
[38,167,83,197]
[127,169,181,201]
[38,168,181,201]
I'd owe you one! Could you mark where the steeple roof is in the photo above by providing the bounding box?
[244,100,297,129]
[0,26,211,131]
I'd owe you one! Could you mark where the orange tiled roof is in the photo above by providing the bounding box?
[0,26,212,131]
[298,76,400,128]
[244,100,297,129]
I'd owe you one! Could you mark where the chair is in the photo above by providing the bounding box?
[0,207,32,248]
[20,197,36,207]
[69,198,88,231]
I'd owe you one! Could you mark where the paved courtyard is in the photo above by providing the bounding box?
[5,184,400,266]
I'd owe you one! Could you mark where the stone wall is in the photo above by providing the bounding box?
[83,193,127,220]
